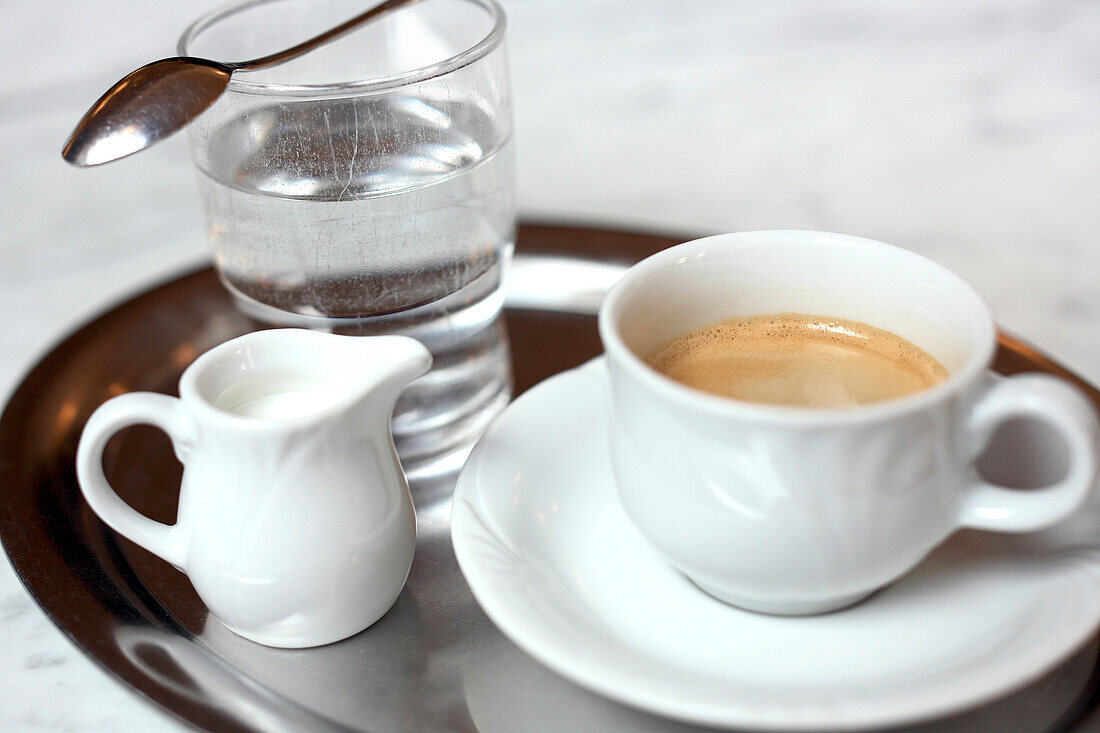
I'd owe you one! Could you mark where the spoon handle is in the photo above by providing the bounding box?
[228,0,424,72]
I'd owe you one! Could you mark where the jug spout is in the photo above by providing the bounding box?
[349,335,433,408]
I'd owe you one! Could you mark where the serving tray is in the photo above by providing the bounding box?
[2,222,1099,732]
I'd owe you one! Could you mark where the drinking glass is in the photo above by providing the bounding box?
[179,0,514,478]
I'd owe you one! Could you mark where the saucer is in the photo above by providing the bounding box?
[452,358,1100,730]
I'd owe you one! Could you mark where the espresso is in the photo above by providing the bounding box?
[646,313,948,407]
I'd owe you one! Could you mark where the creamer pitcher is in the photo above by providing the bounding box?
[76,329,431,647]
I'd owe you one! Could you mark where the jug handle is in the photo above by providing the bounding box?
[76,392,194,571]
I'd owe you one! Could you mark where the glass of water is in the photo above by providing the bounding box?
[180,0,514,479]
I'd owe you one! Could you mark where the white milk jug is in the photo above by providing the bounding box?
[76,329,431,647]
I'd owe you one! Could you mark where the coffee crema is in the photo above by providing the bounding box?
[646,313,949,408]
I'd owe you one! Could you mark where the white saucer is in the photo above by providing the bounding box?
[452,358,1100,730]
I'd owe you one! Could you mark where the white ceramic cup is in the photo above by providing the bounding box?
[598,231,1100,615]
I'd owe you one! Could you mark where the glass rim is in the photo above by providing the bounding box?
[177,0,506,98]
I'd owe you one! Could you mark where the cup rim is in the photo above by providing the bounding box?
[177,0,506,98]
[597,230,998,426]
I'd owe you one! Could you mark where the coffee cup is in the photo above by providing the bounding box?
[598,230,1100,615]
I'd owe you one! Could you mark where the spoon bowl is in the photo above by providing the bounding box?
[62,59,231,167]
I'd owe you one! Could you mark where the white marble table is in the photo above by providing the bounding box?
[1,0,1097,729]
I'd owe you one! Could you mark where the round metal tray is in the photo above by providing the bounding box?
[2,223,1099,732]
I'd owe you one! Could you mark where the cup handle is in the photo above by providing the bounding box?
[958,373,1100,532]
[76,392,195,570]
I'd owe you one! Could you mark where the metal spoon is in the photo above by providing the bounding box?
[62,0,421,167]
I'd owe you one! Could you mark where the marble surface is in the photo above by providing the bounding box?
[1,0,1097,730]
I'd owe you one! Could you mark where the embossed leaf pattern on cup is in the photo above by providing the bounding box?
[696,434,789,520]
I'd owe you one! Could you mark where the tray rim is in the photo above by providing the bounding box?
[3,220,1099,732]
